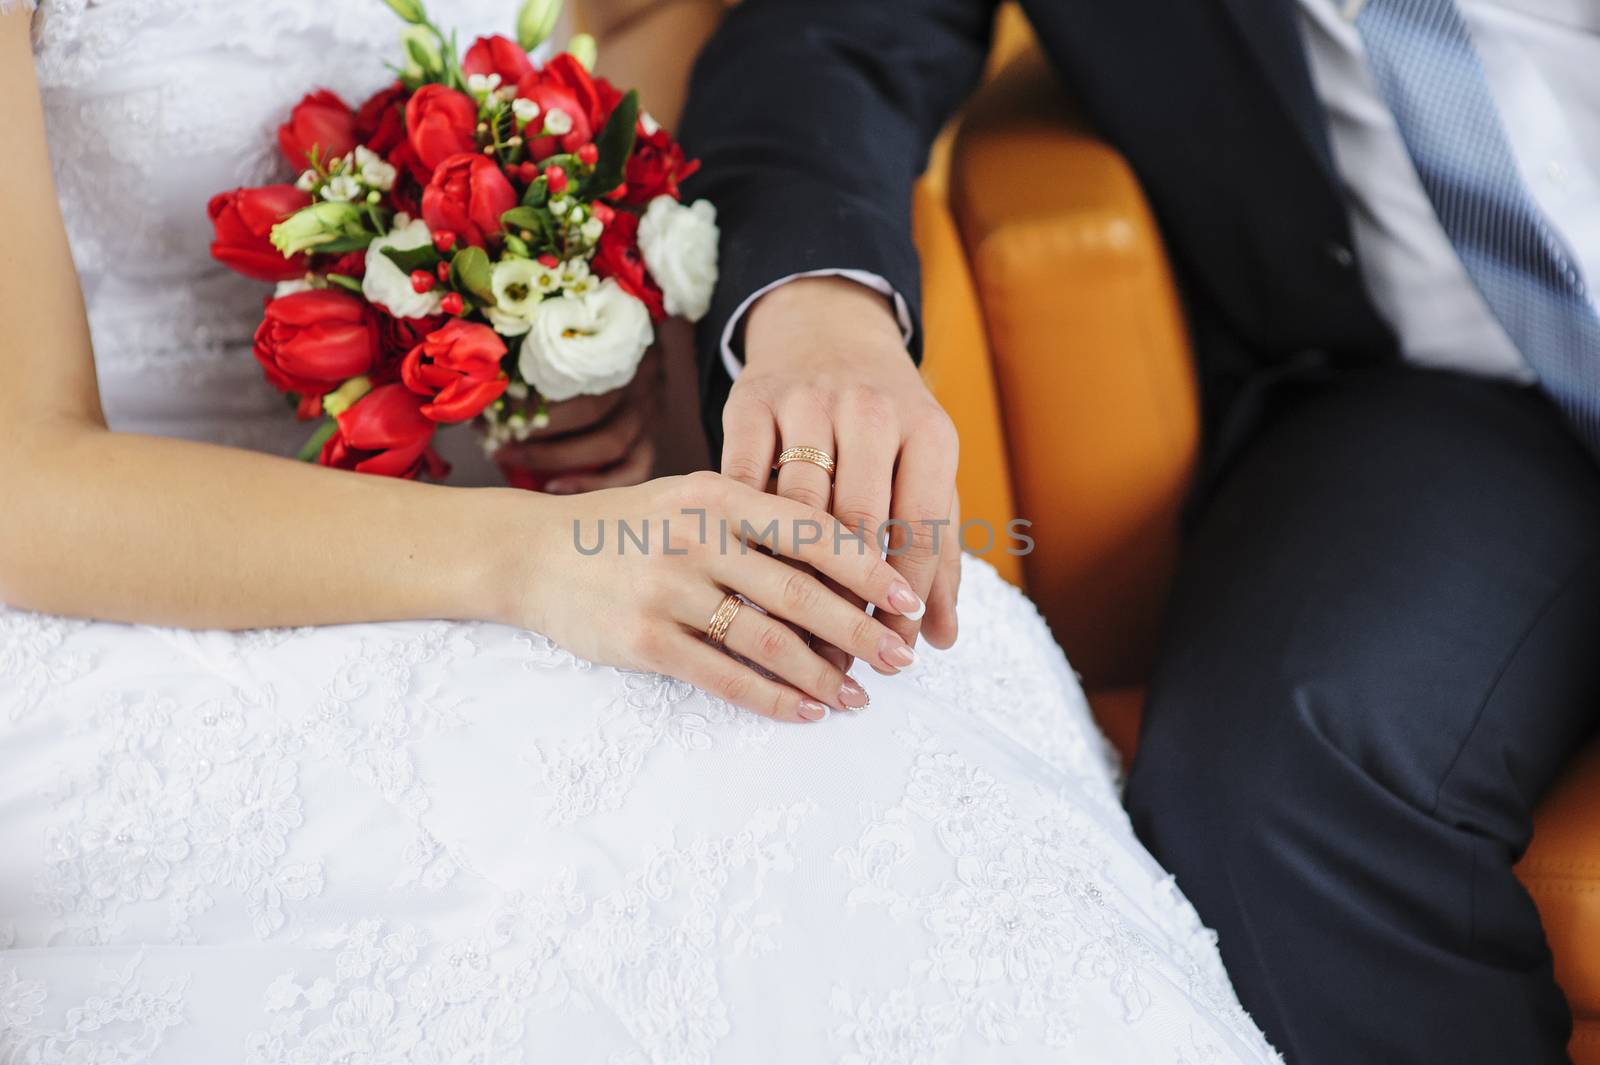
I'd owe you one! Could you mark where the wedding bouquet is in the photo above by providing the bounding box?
[206,0,716,481]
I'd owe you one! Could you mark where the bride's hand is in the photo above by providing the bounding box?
[513,471,924,723]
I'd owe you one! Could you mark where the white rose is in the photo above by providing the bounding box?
[362,218,445,319]
[517,279,654,402]
[637,196,719,323]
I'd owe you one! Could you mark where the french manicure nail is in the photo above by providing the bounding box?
[838,679,870,709]
[889,583,925,621]
[798,700,830,722]
[881,636,915,669]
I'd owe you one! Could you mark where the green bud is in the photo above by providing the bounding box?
[566,32,597,72]
[401,24,444,80]
[271,202,368,257]
[516,0,563,52]
[382,0,428,24]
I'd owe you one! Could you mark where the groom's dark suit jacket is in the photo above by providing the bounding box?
[678,0,1399,462]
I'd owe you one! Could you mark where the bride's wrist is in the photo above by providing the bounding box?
[468,487,571,631]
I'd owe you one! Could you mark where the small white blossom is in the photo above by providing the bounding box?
[512,98,541,126]
[543,107,573,136]
[580,217,605,245]
[322,175,362,203]
[640,111,662,135]
[491,259,548,320]
[557,258,591,288]
[354,146,397,192]
[295,169,319,192]
[467,72,503,98]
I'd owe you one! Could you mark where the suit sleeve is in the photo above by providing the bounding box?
[676,0,998,438]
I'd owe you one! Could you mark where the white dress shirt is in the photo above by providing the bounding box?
[726,0,1600,386]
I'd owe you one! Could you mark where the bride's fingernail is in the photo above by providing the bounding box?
[880,636,915,669]
[798,700,830,722]
[889,584,925,621]
[838,679,870,709]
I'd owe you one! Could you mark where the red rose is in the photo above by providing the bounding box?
[421,154,518,249]
[401,320,509,423]
[354,82,409,156]
[253,290,381,408]
[591,212,666,321]
[463,35,535,86]
[207,185,313,282]
[622,127,701,205]
[319,383,448,480]
[278,90,358,170]
[405,85,481,174]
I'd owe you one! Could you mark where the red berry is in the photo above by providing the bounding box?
[592,202,615,225]
[544,165,568,195]
[410,270,436,294]
[577,143,599,166]
[432,230,457,252]
[441,292,465,316]
[436,261,451,283]
[518,162,541,183]
[538,254,560,269]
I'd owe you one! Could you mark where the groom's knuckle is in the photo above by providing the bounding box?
[843,386,894,430]
[723,456,768,486]
[913,409,959,455]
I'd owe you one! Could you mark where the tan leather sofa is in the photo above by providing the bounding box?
[583,3,1600,1057]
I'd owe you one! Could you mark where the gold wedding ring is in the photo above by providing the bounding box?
[705,593,744,647]
[776,446,836,478]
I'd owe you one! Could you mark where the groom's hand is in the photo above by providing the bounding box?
[728,277,961,667]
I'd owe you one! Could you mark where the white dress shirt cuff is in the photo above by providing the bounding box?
[719,269,917,381]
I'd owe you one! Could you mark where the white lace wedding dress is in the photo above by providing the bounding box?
[0,2,1280,1062]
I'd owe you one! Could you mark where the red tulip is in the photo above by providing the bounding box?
[421,154,518,248]
[207,185,313,282]
[401,320,509,423]
[278,90,358,170]
[253,290,381,406]
[463,35,535,86]
[319,384,448,480]
[354,82,409,156]
[405,85,482,175]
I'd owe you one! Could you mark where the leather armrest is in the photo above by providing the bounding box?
[950,46,1199,689]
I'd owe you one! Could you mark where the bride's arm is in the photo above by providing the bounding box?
[0,12,919,721]
[0,11,536,629]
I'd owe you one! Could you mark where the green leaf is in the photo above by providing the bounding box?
[311,235,380,254]
[382,243,440,275]
[521,175,550,208]
[452,245,497,303]
[500,206,545,232]
[296,418,340,463]
[584,90,639,198]
[326,273,365,294]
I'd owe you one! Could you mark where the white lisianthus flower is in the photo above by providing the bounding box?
[354,146,397,192]
[362,217,445,319]
[518,279,654,402]
[486,259,549,337]
[638,196,719,322]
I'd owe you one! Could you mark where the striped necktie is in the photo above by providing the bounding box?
[1348,0,1600,450]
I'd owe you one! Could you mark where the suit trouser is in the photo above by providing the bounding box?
[1126,367,1600,1065]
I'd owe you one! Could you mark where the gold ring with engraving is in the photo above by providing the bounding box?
[775,446,836,478]
[705,593,744,647]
